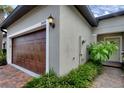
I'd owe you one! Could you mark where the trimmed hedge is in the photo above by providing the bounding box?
[24,62,102,88]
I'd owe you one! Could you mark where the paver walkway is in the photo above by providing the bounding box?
[92,66,124,88]
[0,65,32,88]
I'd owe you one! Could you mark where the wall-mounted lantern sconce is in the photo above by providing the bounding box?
[1,27,7,33]
[82,40,86,45]
[48,14,55,28]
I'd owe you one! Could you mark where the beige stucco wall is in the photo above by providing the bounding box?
[7,5,60,75]
[93,16,124,35]
[7,5,93,76]
[59,6,92,75]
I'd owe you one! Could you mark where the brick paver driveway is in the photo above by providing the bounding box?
[0,65,32,88]
[92,66,124,88]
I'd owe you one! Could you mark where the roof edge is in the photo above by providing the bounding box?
[0,5,37,28]
[75,5,98,27]
[97,10,124,21]
[1,5,98,29]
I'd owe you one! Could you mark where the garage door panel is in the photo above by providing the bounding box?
[12,29,46,74]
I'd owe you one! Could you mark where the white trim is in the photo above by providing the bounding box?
[46,19,49,73]
[8,22,46,38]
[10,64,40,77]
[7,20,50,77]
[104,36,122,62]
[94,30,124,35]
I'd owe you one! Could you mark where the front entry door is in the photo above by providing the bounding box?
[104,36,122,62]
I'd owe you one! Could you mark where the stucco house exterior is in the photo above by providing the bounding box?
[0,5,123,77]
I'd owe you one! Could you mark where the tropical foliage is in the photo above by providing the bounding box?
[88,41,118,64]
[0,5,14,24]
[0,5,13,14]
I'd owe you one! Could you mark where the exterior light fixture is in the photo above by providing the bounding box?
[48,14,55,28]
[1,27,7,33]
[82,40,86,45]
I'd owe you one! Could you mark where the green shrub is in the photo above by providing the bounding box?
[0,49,7,66]
[24,62,102,88]
[79,63,97,80]
[24,78,41,88]
[35,72,59,88]
[60,62,101,88]
[2,49,6,54]
[88,41,118,64]
[24,70,59,88]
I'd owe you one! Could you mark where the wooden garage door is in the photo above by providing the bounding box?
[12,29,46,74]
